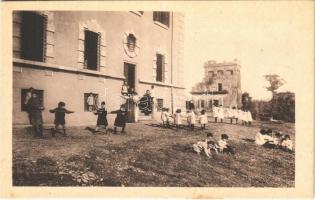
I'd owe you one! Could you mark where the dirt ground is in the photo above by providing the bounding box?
[13,119,295,187]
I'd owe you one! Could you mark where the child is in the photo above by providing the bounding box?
[186,109,196,130]
[193,132,218,158]
[231,107,239,124]
[272,131,283,147]
[50,101,74,137]
[217,105,224,123]
[218,134,235,155]
[281,134,293,152]
[94,101,108,133]
[199,109,208,130]
[161,107,171,128]
[173,109,184,130]
[111,105,127,134]
[86,93,94,112]
[255,129,273,145]
[121,81,129,96]
[245,110,253,126]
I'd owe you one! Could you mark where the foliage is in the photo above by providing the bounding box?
[241,92,252,110]
[271,92,295,122]
[264,74,285,95]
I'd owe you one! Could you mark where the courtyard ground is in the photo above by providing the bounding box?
[13,119,295,187]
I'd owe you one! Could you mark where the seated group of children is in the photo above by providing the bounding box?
[192,132,235,158]
[161,108,208,130]
[255,128,293,152]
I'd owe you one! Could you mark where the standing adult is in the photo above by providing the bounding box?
[24,87,34,125]
[28,93,44,138]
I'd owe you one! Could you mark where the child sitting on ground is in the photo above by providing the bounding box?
[272,131,284,147]
[218,134,235,155]
[50,102,74,137]
[280,134,293,152]
[186,109,196,130]
[255,129,273,146]
[199,109,208,130]
[111,105,127,134]
[193,132,218,158]
[161,107,171,128]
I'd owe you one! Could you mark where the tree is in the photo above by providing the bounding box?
[241,92,252,110]
[264,74,285,96]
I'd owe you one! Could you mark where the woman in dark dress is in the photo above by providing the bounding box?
[111,105,127,134]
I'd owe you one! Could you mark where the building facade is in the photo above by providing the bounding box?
[191,59,242,110]
[12,11,185,126]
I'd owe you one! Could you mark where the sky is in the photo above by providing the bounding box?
[183,2,313,100]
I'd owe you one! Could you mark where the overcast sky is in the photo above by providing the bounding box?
[183,2,313,100]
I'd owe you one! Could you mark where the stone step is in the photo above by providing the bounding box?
[138,115,153,121]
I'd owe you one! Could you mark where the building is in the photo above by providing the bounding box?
[190,59,242,110]
[12,11,185,126]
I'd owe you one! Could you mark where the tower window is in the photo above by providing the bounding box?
[153,12,170,27]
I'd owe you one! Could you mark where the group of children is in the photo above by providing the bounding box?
[193,132,235,158]
[48,101,128,137]
[213,106,253,126]
[192,128,294,159]
[161,108,208,130]
[160,106,253,130]
[255,128,293,152]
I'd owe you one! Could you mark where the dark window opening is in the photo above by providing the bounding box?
[21,11,47,62]
[213,100,219,107]
[156,54,165,82]
[218,83,223,91]
[21,89,44,111]
[201,100,205,108]
[127,34,136,52]
[153,12,170,27]
[84,30,100,71]
[157,99,164,111]
[84,93,99,112]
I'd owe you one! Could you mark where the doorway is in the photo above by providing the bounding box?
[124,62,136,92]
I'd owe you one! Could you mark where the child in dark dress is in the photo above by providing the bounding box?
[111,105,127,134]
[86,101,108,134]
[49,101,74,137]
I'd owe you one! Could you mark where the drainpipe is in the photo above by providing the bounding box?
[170,12,174,114]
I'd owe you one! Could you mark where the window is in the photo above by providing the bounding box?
[21,11,47,62]
[227,70,234,75]
[153,12,170,27]
[217,70,224,76]
[156,54,165,82]
[84,30,100,71]
[157,99,164,111]
[218,83,223,91]
[208,71,214,76]
[200,100,205,108]
[21,89,44,111]
[127,34,136,52]
[84,93,99,112]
